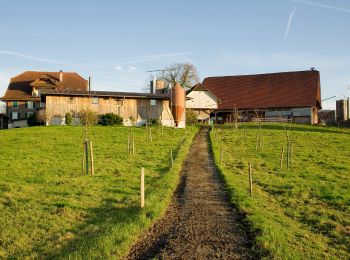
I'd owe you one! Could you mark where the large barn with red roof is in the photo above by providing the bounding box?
[202,69,321,124]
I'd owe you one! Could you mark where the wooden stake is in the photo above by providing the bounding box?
[259,135,262,152]
[255,133,258,152]
[82,143,85,175]
[280,146,284,169]
[84,140,89,175]
[132,133,135,155]
[170,149,174,168]
[290,143,294,168]
[90,141,94,175]
[287,141,290,169]
[249,163,253,197]
[140,168,145,208]
[220,147,223,164]
[149,127,152,142]
[127,134,130,154]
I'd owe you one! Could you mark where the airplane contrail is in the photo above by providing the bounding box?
[285,6,297,39]
[0,50,67,64]
[290,0,350,13]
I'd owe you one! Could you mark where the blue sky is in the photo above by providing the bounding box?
[1,0,350,109]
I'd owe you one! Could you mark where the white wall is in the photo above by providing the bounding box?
[186,91,218,109]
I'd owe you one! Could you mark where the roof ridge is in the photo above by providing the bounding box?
[204,70,319,80]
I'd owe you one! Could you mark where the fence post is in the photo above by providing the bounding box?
[127,134,130,154]
[82,143,85,175]
[170,149,174,168]
[249,163,253,197]
[132,133,135,155]
[90,141,94,175]
[290,143,294,168]
[84,140,89,175]
[280,145,284,169]
[140,168,145,208]
[220,147,223,165]
[286,141,290,169]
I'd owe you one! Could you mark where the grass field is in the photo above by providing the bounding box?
[210,123,350,259]
[0,125,197,258]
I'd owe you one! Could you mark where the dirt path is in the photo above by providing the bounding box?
[126,127,254,259]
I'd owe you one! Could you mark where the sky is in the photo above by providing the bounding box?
[1,0,350,109]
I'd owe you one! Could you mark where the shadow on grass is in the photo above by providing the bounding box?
[46,198,143,259]
[207,126,267,259]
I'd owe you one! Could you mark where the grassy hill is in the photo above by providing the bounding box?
[211,123,350,259]
[0,125,197,258]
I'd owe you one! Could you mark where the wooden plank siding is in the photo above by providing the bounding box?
[45,96,175,126]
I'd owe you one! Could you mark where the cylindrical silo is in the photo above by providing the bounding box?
[171,83,185,127]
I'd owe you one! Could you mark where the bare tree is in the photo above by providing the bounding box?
[158,63,200,90]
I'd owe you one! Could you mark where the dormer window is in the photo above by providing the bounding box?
[32,88,39,97]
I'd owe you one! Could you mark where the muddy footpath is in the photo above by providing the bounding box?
[126,127,255,259]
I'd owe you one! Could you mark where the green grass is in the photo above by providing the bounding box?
[0,125,198,258]
[210,123,350,259]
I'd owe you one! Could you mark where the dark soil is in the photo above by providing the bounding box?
[126,127,255,259]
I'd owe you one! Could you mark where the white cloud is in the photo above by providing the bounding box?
[127,66,137,72]
[0,50,67,64]
[113,65,124,72]
[290,0,350,13]
[80,51,194,70]
[285,6,297,40]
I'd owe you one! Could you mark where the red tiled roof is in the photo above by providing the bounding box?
[202,70,321,110]
[2,71,88,100]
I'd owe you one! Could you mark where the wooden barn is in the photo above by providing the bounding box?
[41,90,177,127]
[186,83,221,122]
[202,69,322,124]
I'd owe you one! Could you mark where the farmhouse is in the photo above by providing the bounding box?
[40,89,181,127]
[186,83,221,122]
[203,69,322,124]
[1,71,87,128]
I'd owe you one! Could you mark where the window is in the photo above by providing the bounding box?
[92,97,99,104]
[40,102,45,108]
[26,112,33,118]
[12,112,18,120]
[12,101,18,108]
[150,99,156,106]
[25,101,33,109]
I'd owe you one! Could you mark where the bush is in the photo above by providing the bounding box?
[99,113,123,126]
[186,109,197,124]
[78,109,98,126]
[148,119,160,126]
[65,112,73,125]
[27,112,45,126]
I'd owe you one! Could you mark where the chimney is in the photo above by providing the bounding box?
[59,70,63,82]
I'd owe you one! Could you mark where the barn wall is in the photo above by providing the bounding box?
[45,96,174,126]
[186,91,218,109]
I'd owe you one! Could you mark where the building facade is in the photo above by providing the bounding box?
[186,83,220,122]
[41,91,178,127]
[203,69,322,124]
[1,71,87,128]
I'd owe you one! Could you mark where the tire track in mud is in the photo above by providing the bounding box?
[126,127,255,259]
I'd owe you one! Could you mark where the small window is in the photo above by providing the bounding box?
[40,102,45,108]
[92,97,99,104]
[12,112,18,120]
[150,99,156,106]
[12,101,18,108]
[26,112,33,118]
[25,101,33,109]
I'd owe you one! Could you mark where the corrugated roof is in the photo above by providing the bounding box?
[2,71,88,100]
[202,70,321,110]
